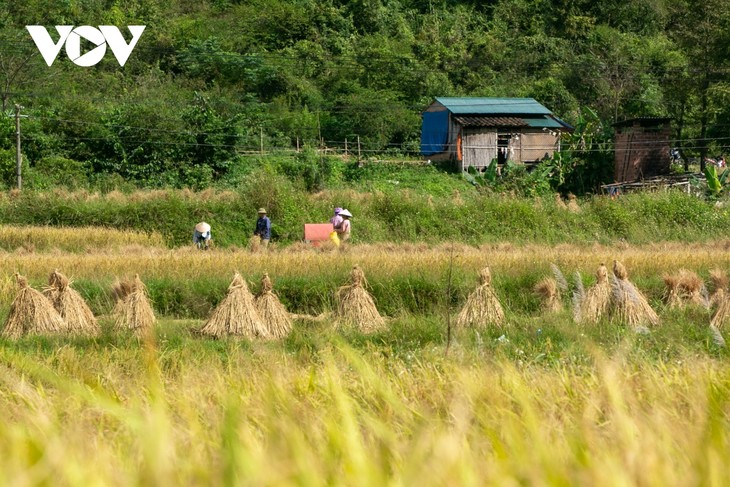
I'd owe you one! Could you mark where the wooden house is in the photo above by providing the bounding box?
[420,97,573,171]
[613,117,672,183]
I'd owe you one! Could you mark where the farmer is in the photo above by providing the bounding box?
[337,209,352,243]
[254,208,271,249]
[330,207,343,231]
[193,222,211,250]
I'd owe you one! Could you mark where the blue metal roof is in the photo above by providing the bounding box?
[434,97,552,115]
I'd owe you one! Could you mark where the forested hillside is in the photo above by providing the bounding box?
[0,0,729,188]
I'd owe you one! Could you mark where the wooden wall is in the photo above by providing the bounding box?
[614,125,671,182]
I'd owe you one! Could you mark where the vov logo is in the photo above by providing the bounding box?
[26,25,146,67]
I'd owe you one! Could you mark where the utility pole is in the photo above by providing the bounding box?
[14,104,21,190]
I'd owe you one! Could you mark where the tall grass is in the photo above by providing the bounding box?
[0,188,727,246]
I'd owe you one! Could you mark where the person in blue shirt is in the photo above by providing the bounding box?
[193,221,211,250]
[254,208,271,249]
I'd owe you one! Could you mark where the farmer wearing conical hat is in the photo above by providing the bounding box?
[193,222,211,250]
[337,209,352,243]
[254,208,271,249]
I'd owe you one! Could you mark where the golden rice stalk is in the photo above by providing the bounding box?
[575,264,612,325]
[2,273,67,339]
[43,270,100,336]
[255,273,292,339]
[710,269,728,308]
[335,265,385,333]
[114,274,156,338]
[611,261,659,331]
[200,272,269,339]
[534,277,562,312]
[456,267,505,329]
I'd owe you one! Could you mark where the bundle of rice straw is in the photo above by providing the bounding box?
[554,193,567,209]
[611,260,659,331]
[44,270,100,336]
[534,277,562,312]
[114,274,156,338]
[335,265,385,332]
[709,269,728,308]
[573,263,611,324]
[200,272,269,339]
[455,267,505,329]
[677,269,709,308]
[2,272,67,339]
[663,274,682,309]
[567,193,581,213]
[255,273,292,339]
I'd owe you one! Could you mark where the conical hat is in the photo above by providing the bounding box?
[195,222,211,233]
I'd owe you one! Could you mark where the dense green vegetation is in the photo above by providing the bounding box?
[1,0,729,191]
[0,175,725,247]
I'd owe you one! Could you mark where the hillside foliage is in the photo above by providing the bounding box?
[0,0,729,190]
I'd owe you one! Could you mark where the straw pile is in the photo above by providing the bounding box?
[710,269,727,308]
[534,277,562,312]
[573,264,611,324]
[663,270,709,309]
[200,273,269,339]
[567,193,581,212]
[611,260,659,331]
[114,274,156,338]
[2,273,67,338]
[255,273,292,339]
[44,270,100,336]
[554,193,567,209]
[455,267,505,329]
[335,265,385,332]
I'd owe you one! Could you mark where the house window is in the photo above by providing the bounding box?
[497,131,511,165]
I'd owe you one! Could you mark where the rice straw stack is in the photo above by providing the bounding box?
[2,273,67,338]
[677,269,709,308]
[710,269,727,308]
[574,263,611,324]
[44,270,100,336]
[200,273,269,339]
[255,273,292,339]
[114,274,156,338]
[455,267,505,329]
[535,277,562,312]
[611,260,659,331]
[335,265,385,332]
[567,193,581,212]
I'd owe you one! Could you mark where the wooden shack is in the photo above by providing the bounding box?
[613,117,672,183]
[420,97,573,172]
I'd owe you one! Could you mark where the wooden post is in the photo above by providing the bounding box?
[260,127,264,155]
[345,138,348,156]
[14,104,21,190]
[357,136,361,160]
[296,137,300,153]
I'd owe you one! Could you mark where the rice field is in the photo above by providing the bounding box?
[0,226,729,485]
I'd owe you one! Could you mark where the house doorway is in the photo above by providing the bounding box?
[497,132,511,164]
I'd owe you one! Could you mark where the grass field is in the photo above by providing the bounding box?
[0,226,728,485]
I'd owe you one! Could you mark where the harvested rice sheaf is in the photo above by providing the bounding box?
[535,277,562,312]
[335,265,385,333]
[114,274,156,338]
[710,269,728,308]
[574,264,611,325]
[255,273,292,339]
[43,270,100,336]
[2,272,67,339]
[611,260,659,331]
[200,272,269,339]
[456,267,505,329]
